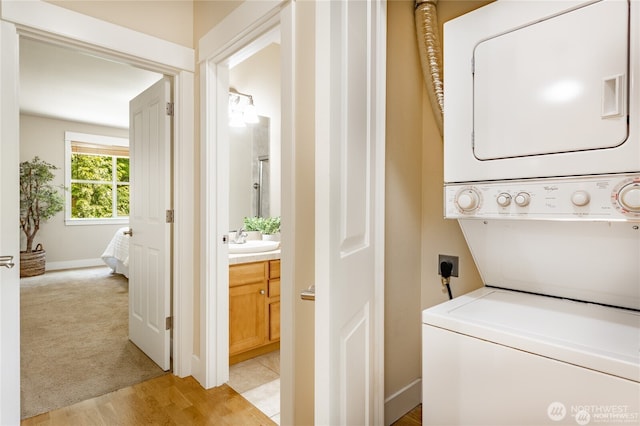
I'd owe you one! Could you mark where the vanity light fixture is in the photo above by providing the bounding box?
[228,89,259,127]
[243,98,259,124]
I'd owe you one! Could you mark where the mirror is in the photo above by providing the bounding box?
[229,116,270,227]
[228,41,280,231]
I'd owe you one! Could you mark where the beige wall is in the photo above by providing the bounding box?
[193,0,241,43]
[384,0,424,404]
[438,0,495,33]
[421,0,493,309]
[47,0,194,48]
[20,114,129,265]
[291,2,316,423]
[384,0,492,416]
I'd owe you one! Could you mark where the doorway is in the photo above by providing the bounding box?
[0,3,195,422]
[226,34,282,424]
[198,1,295,423]
[18,37,171,417]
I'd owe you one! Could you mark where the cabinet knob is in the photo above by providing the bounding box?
[260,289,265,295]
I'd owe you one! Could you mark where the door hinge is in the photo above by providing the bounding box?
[166,209,174,223]
[166,102,174,116]
[166,316,173,331]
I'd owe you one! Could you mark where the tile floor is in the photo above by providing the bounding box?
[227,350,421,425]
[228,350,281,425]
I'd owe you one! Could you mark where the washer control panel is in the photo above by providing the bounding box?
[445,174,640,221]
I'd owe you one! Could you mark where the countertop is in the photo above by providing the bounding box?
[228,249,281,265]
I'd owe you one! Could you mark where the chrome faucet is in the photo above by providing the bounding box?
[233,226,248,244]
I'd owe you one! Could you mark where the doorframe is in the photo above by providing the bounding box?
[197,0,295,423]
[0,20,21,425]
[0,0,195,378]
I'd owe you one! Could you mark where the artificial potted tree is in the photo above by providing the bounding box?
[19,156,65,277]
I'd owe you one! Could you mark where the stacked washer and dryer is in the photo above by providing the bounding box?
[422,0,640,424]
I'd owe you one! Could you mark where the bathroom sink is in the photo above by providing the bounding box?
[229,240,280,254]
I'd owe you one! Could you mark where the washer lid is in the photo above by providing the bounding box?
[422,287,640,382]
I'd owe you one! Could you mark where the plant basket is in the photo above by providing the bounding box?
[20,243,46,278]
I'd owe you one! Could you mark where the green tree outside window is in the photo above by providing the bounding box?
[70,153,129,219]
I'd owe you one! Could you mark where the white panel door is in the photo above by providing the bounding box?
[129,77,172,370]
[0,21,20,424]
[315,0,386,424]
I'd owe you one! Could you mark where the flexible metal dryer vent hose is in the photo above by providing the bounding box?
[415,0,444,136]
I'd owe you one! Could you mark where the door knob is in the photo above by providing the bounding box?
[123,228,133,237]
[300,284,315,301]
[0,255,15,269]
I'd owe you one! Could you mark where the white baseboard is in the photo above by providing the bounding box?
[384,378,422,425]
[46,258,105,271]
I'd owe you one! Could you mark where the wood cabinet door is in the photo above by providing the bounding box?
[268,301,280,342]
[267,262,280,342]
[269,260,280,279]
[230,262,267,286]
[229,282,265,355]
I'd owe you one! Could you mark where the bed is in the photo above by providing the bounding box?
[101,227,130,278]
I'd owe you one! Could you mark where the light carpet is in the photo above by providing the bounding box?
[20,267,166,420]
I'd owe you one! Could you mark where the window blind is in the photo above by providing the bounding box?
[71,141,129,157]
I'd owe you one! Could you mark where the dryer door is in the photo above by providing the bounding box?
[473,0,628,160]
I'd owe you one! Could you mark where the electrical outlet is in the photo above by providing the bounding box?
[438,254,459,277]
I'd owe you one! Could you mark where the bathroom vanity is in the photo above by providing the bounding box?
[229,252,281,364]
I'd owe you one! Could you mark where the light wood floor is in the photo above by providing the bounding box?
[392,404,422,425]
[21,373,422,426]
[21,374,275,426]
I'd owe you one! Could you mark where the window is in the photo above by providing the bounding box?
[65,132,129,225]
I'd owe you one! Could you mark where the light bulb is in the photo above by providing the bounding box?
[229,109,246,127]
[243,101,259,124]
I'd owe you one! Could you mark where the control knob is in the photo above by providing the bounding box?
[496,193,511,207]
[618,182,640,213]
[571,190,591,207]
[514,192,531,207]
[456,188,480,212]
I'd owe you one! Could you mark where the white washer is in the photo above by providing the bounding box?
[422,288,640,425]
[422,216,640,424]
